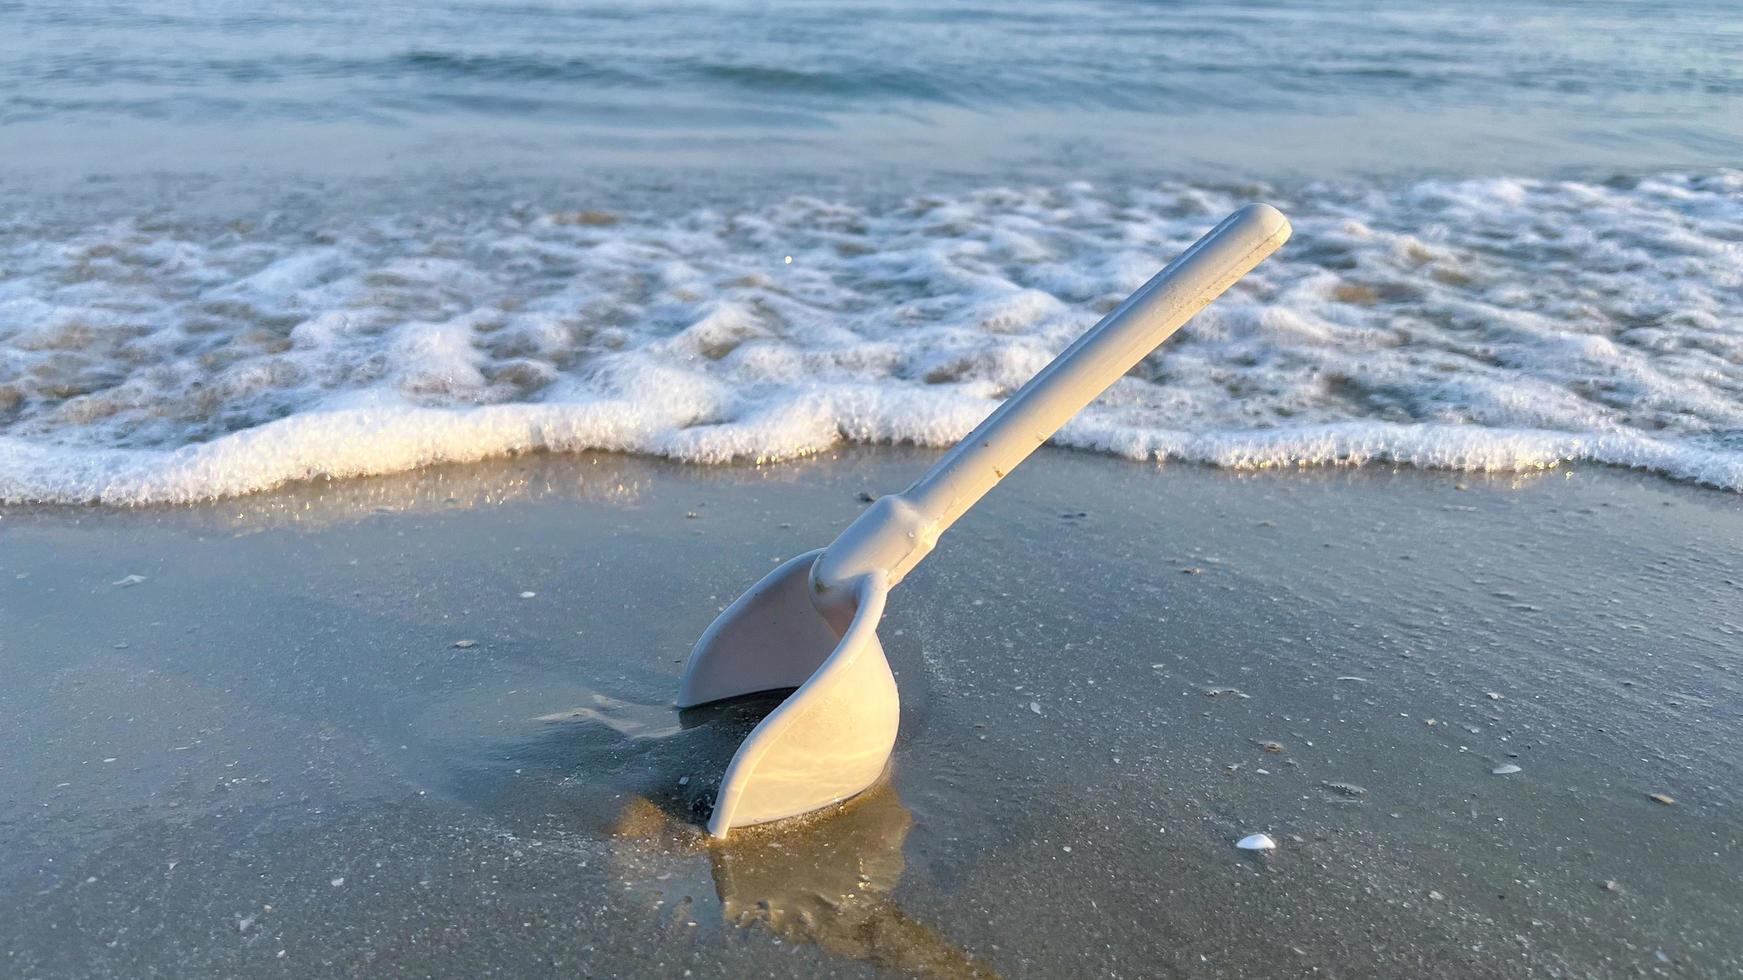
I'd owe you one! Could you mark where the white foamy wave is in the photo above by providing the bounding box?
[2,172,1740,504]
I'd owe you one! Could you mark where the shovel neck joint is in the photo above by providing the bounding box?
[810,494,934,624]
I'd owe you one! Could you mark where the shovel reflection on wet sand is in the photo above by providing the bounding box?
[706,785,995,979]
[607,784,994,979]
[559,696,994,978]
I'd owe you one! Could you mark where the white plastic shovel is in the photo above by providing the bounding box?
[678,203,1292,837]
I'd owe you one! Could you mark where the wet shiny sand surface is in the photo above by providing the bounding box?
[2,449,1740,977]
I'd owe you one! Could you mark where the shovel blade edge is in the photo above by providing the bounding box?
[677,549,838,709]
[708,625,899,836]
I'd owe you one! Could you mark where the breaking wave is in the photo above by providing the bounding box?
[3,171,1740,503]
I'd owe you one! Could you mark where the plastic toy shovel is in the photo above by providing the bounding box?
[678,203,1292,837]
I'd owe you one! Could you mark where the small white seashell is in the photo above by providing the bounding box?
[1236,833,1276,851]
[1029,701,1042,715]
[1491,764,1522,775]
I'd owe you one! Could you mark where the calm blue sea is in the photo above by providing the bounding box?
[6,0,1743,183]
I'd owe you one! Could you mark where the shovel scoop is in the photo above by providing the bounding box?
[678,204,1292,837]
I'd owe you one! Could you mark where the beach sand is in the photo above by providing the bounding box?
[2,449,1740,978]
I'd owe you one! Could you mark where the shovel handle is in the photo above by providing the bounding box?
[813,204,1290,603]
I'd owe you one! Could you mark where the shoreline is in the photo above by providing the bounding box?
[8,417,1743,512]
[3,448,1740,977]
[7,168,1741,508]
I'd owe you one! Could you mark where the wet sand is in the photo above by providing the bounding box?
[2,449,1740,978]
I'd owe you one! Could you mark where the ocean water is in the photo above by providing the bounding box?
[3,0,1742,502]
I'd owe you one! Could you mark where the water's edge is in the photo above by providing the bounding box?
[5,171,1740,504]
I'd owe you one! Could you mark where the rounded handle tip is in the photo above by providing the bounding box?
[1229,202,1292,249]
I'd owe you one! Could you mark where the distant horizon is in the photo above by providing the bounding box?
[5,0,1741,185]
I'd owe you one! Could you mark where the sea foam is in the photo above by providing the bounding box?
[2,172,1740,504]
